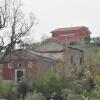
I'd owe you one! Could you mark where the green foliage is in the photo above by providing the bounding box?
[68,94,84,100]
[61,88,74,100]
[0,81,12,96]
[94,74,100,87]
[67,77,95,95]
[67,80,85,94]
[32,70,66,99]
[17,80,32,99]
[90,87,100,99]
[82,87,100,100]
[25,91,46,100]
[70,41,80,46]
[84,37,91,44]
[84,48,100,76]
[84,78,95,92]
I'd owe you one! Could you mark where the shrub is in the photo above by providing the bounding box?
[25,91,46,100]
[6,91,18,100]
[32,70,66,99]
[67,78,95,95]
[94,74,100,87]
[17,80,32,99]
[67,80,85,94]
[84,37,91,44]
[82,87,100,100]
[68,94,84,100]
[84,78,95,92]
[61,88,74,100]
[0,81,12,98]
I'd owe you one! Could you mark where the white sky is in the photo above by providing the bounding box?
[23,0,100,41]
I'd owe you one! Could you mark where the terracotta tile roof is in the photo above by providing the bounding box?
[51,26,88,33]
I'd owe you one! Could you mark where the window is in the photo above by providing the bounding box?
[18,63,23,68]
[8,63,12,69]
[74,62,76,66]
[80,56,83,64]
[80,33,84,36]
[28,62,33,68]
[71,55,74,65]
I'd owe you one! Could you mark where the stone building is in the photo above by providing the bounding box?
[1,41,84,83]
[34,40,84,79]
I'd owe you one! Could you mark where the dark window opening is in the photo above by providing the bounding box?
[74,62,76,66]
[71,55,74,64]
[28,62,32,68]
[18,63,22,68]
[80,56,83,64]
[17,71,24,82]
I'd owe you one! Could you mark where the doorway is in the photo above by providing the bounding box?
[15,69,25,82]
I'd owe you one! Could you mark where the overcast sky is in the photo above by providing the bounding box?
[23,0,100,41]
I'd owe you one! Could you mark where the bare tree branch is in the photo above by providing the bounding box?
[0,0,36,62]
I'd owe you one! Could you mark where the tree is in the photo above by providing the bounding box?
[32,70,66,99]
[0,0,36,61]
[84,37,91,44]
[40,34,50,44]
[0,0,9,53]
[84,48,100,76]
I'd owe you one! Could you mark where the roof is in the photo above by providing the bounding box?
[34,41,65,53]
[2,48,63,63]
[2,49,38,63]
[29,51,64,62]
[1,41,84,63]
[33,41,83,61]
[35,40,83,53]
[51,26,90,33]
[67,46,84,52]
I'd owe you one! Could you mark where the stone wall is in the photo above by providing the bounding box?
[63,48,84,79]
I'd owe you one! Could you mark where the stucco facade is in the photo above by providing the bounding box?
[2,49,39,83]
[1,41,84,83]
[51,26,91,44]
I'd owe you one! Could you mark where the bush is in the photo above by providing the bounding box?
[67,80,85,94]
[84,78,95,92]
[68,94,84,100]
[17,80,32,99]
[94,74,100,87]
[61,88,74,100]
[25,91,46,100]
[32,70,66,99]
[0,81,12,98]
[84,37,91,44]
[82,87,100,100]
[6,91,18,100]
[66,78,95,95]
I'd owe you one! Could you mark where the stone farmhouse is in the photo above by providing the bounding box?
[34,41,84,78]
[1,40,84,84]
